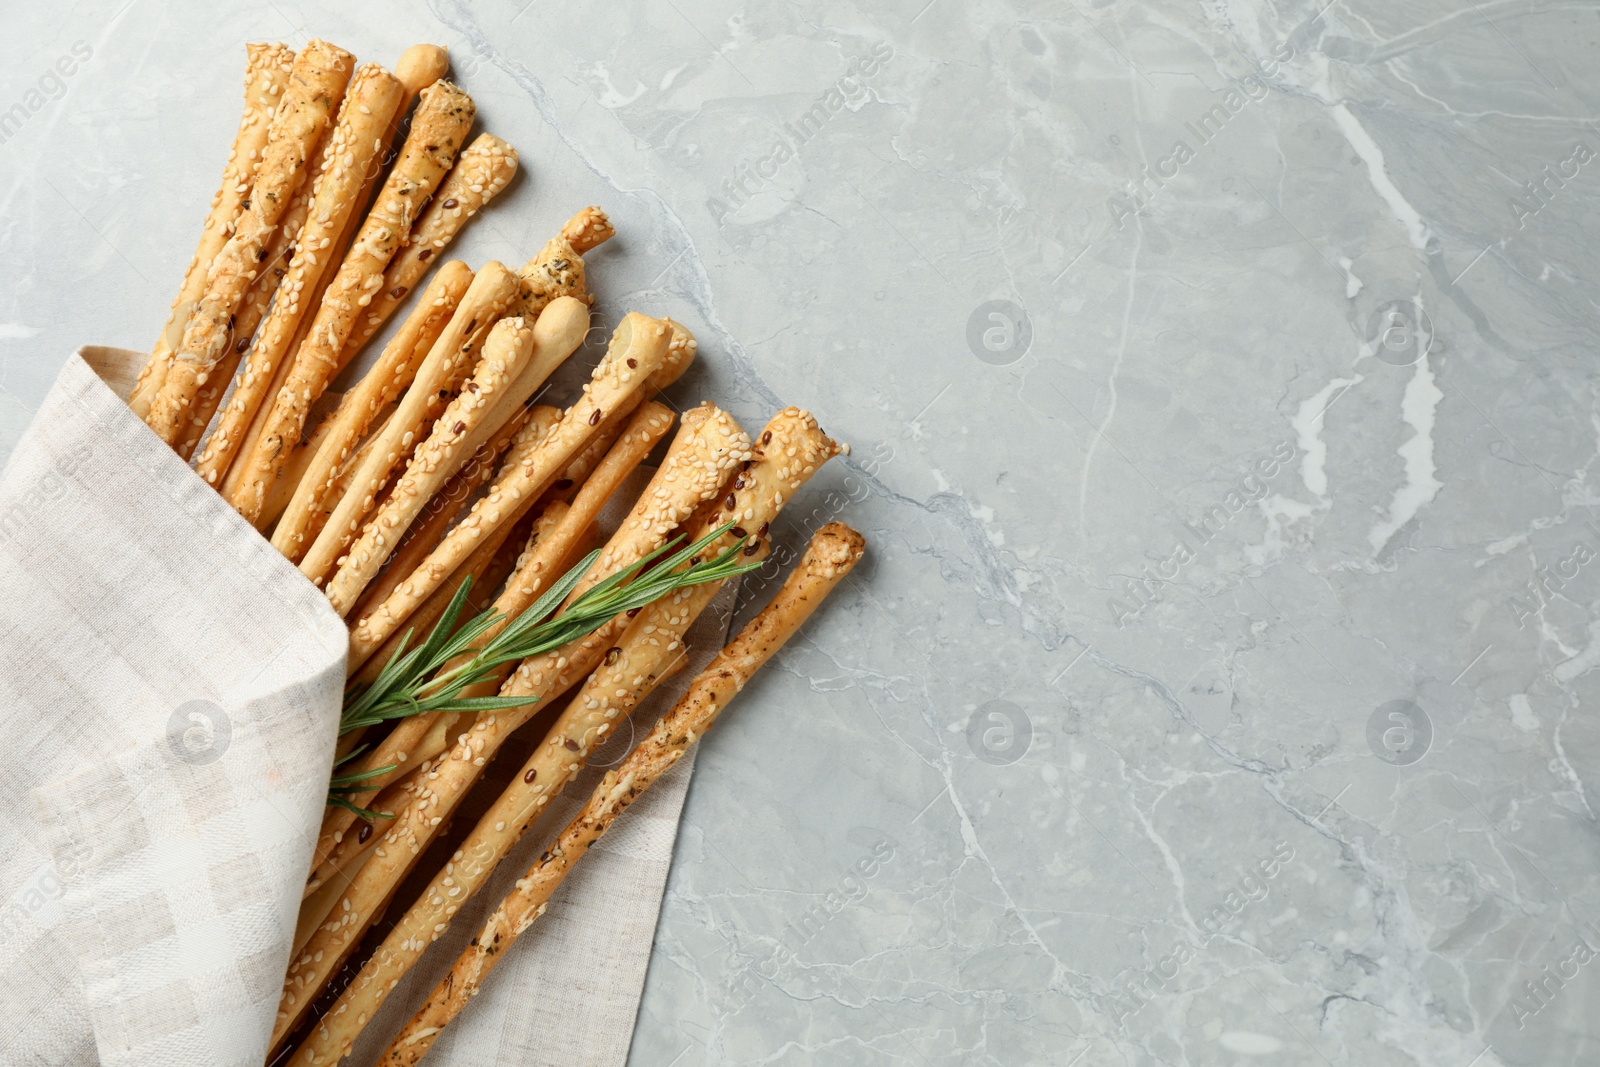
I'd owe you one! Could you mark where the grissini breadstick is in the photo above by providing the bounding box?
[273,401,748,1049]
[308,491,582,894]
[325,297,590,615]
[333,205,613,515]
[175,349,243,461]
[323,314,540,614]
[174,204,317,460]
[273,402,398,537]
[353,399,669,764]
[316,400,676,867]
[324,358,713,876]
[231,79,478,524]
[256,392,358,527]
[206,46,449,490]
[343,313,674,671]
[380,523,866,1063]
[131,43,295,419]
[300,260,523,585]
[283,408,834,1065]
[302,501,572,901]
[515,206,615,318]
[147,40,355,445]
[537,315,694,494]
[341,133,519,360]
[241,47,448,466]
[193,64,407,484]
[272,261,474,557]
[442,291,597,474]
[346,404,551,634]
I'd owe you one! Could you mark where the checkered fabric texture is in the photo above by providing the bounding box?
[0,349,729,1067]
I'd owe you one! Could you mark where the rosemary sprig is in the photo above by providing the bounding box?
[339,522,760,737]
[326,745,399,820]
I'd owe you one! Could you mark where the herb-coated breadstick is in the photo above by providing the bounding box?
[131,43,295,419]
[287,409,837,1066]
[272,261,474,557]
[273,400,747,1050]
[380,523,865,1063]
[515,206,615,318]
[259,391,347,524]
[299,260,523,586]
[343,313,674,670]
[341,133,520,360]
[230,79,477,524]
[192,63,405,484]
[174,195,324,461]
[147,40,355,446]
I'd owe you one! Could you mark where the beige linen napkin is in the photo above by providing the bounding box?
[0,348,724,1067]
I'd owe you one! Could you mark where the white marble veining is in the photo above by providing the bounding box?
[3,1,1600,1064]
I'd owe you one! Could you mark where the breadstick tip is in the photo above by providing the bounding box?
[532,295,591,346]
[395,44,450,95]
[809,522,867,578]
[561,207,615,254]
[645,319,696,393]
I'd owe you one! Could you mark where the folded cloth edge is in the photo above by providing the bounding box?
[9,347,348,1067]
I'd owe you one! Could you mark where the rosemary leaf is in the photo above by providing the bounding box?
[329,524,761,818]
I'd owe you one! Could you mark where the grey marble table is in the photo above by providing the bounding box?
[3,1,1598,1064]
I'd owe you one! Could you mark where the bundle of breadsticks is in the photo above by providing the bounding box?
[131,37,865,1066]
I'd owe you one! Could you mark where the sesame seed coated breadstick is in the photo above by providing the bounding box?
[192,63,406,484]
[131,43,295,419]
[274,400,754,1053]
[342,312,674,670]
[324,313,539,614]
[230,79,477,524]
[298,260,523,587]
[380,523,865,1064]
[302,494,574,902]
[271,261,474,559]
[203,46,449,492]
[345,402,543,635]
[146,39,355,445]
[314,400,676,880]
[286,409,836,1066]
[341,133,520,361]
[324,296,590,616]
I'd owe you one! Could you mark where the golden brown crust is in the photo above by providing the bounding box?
[324,314,540,615]
[308,402,674,896]
[147,40,355,445]
[284,408,840,1066]
[342,133,519,360]
[561,205,615,254]
[194,63,405,484]
[378,523,864,1063]
[131,42,295,419]
[347,401,543,638]
[574,401,749,601]
[271,260,474,558]
[230,79,477,524]
[297,260,522,588]
[343,313,672,669]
